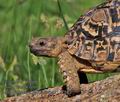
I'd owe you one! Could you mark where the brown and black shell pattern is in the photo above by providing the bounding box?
[65,0,120,62]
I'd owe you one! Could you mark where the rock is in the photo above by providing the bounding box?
[2,74,120,102]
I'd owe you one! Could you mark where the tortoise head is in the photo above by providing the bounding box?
[29,37,69,57]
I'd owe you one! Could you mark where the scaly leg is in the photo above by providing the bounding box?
[58,51,81,96]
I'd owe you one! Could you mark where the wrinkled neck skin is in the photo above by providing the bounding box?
[50,37,68,57]
[51,34,76,57]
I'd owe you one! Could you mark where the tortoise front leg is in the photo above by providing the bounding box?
[58,51,81,96]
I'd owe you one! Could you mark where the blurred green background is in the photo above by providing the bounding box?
[0,0,116,100]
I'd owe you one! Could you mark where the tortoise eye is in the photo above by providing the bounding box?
[39,41,45,46]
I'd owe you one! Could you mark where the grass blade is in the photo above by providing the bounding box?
[57,0,69,30]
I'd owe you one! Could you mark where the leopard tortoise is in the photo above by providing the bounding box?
[29,0,120,96]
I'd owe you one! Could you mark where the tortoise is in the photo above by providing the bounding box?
[29,0,120,96]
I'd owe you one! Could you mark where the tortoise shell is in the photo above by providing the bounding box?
[66,0,120,62]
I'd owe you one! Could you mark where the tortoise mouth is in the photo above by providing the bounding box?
[30,48,51,57]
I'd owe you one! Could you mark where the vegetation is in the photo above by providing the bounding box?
[0,0,115,100]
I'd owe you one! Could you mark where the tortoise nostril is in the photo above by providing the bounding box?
[29,43,34,48]
[39,41,45,46]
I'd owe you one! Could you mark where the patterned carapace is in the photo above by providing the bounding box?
[66,0,120,62]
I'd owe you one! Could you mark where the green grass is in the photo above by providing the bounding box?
[0,0,116,100]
